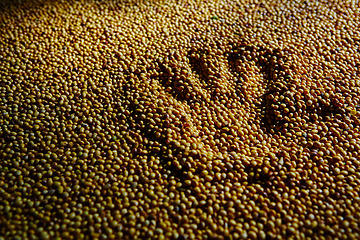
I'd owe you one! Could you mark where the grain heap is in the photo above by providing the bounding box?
[1,0,360,239]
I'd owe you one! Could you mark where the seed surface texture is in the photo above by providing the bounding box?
[0,0,360,239]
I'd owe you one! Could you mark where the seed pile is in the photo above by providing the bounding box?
[1,0,360,239]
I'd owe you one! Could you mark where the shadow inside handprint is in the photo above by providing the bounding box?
[155,51,210,105]
[226,44,348,134]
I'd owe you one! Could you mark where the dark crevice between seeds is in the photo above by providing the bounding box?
[227,44,286,134]
[121,73,198,186]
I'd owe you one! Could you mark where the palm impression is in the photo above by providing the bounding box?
[122,40,357,230]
